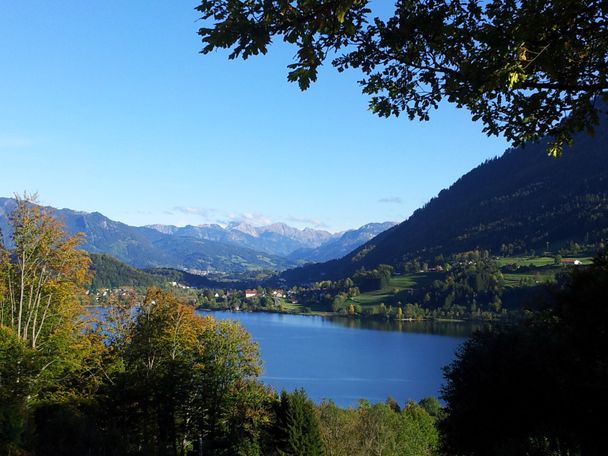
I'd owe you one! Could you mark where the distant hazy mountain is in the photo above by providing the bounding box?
[146,222,333,257]
[0,198,394,273]
[280,113,608,285]
[287,222,397,262]
[144,221,396,263]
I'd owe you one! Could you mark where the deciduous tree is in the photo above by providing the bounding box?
[0,195,90,350]
[197,0,608,155]
[0,194,99,452]
[107,287,269,455]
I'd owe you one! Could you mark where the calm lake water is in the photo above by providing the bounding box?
[203,311,470,407]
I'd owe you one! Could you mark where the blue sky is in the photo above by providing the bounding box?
[0,1,509,232]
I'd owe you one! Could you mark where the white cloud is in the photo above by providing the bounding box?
[378,196,403,204]
[172,206,216,218]
[286,215,329,229]
[223,211,274,227]
[166,206,332,230]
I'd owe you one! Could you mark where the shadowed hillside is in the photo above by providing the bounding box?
[281,116,608,284]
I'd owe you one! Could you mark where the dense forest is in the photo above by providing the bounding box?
[89,253,228,290]
[89,253,166,289]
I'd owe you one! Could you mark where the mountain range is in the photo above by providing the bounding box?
[0,198,394,273]
[279,111,608,285]
[146,221,396,263]
[145,222,333,257]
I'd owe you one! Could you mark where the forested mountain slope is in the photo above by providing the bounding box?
[89,253,223,289]
[281,118,608,284]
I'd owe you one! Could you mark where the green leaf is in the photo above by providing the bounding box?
[336,0,355,23]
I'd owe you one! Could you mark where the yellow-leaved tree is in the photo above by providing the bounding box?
[0,194,90,349]
[0,194,96,452]
[106,287,271,455]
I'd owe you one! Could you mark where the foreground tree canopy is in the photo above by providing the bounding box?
[197,0,608,155]
[0,197,270,455]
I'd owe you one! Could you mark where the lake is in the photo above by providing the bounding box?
[203,311,470,407]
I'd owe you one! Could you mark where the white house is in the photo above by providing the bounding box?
[245,289,257,298]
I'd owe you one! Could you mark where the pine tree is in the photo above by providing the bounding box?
[278,389,324,456]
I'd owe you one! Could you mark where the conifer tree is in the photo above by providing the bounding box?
[278,389,325,456]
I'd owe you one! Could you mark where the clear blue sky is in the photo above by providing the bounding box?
[0,1,509,232]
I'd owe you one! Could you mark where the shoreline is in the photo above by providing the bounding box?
[197,306,493,324]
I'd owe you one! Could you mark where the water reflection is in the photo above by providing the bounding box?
[326,316,489,337]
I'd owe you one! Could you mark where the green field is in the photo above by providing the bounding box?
[496,256,555,267]
[344,272,434,309]
[496,256,593,267]
[497,256,592,288]
[280,297,302,312]
[279,297,332,315]
[502,272,556,287]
